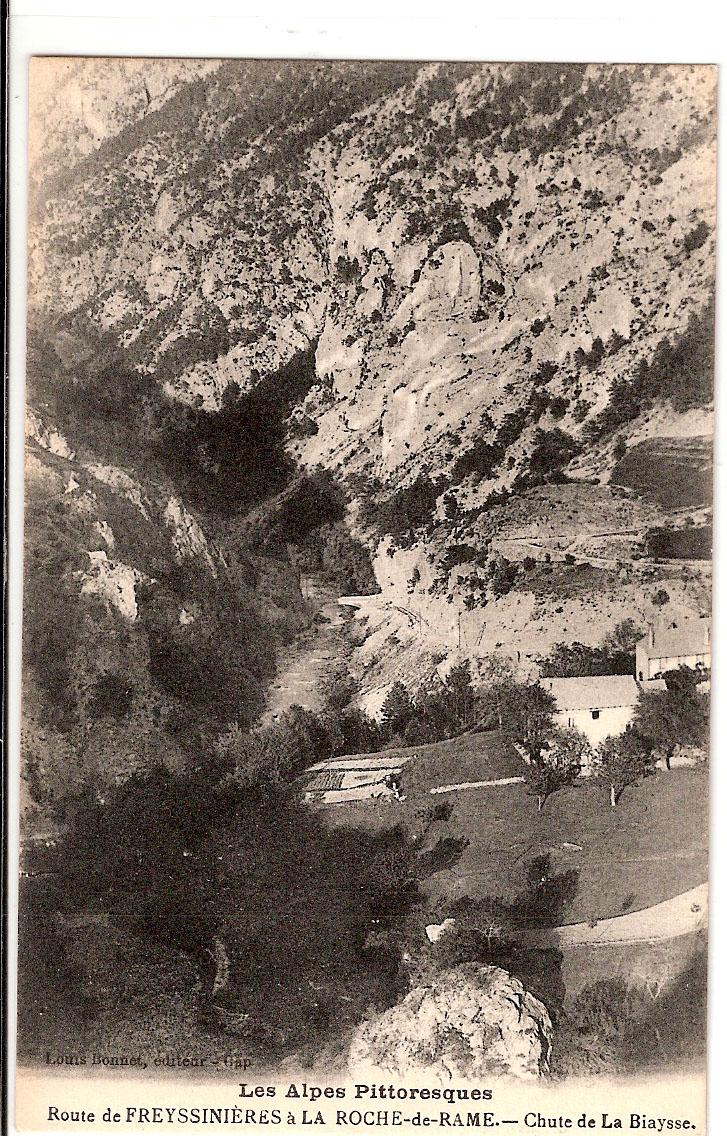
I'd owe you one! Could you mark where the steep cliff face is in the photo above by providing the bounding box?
[294,62,715,487]
[26,60,715,715]
[30,62,715,458]
[28,59,420,396]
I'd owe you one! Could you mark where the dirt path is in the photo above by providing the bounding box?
[523,882,707,949]
[261,576,350,722]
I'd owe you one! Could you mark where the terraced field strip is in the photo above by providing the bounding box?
[430,776,525,794]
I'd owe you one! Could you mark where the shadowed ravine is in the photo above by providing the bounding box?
[261,575,350,722]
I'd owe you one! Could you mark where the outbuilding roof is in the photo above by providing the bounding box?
[541,674,641,711]
[641,617,710,660]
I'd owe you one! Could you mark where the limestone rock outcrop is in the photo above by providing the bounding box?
[348,964,553,1082]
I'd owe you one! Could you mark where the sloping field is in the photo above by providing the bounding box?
[322,735,708,926]
[398,731,527,788]
[611,436,712,508]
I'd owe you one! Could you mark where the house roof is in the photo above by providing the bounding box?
[641,617,710,660]
[541,674,641,711]
[640,678,668,693]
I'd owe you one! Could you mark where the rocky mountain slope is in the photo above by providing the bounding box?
[22,404,307,830]
[29,61,715,433]
[28,58,221,196]
[26,59,716,721]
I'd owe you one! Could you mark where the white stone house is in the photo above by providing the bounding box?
[540,674,643,749]
[635,616,711,681]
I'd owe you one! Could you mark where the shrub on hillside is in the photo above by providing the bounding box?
[574,338,605,373]
[451,438,504,482]
[684,221,709,253]
[24,769,423,1061]
[529,428,582,481]
[360,476,440,540]
[140,558,277,734]
[269,469,347,546]
[488,556,518,598]
[319,524,378,594]
[494,408,530,450]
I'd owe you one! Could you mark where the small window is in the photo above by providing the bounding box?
[591,709,600,720]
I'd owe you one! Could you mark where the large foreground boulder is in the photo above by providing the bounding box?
[348,964,552,1081]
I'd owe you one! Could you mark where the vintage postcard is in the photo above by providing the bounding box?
[13,55,715,1133]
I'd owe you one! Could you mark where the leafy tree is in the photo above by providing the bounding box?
[475,654,516,729]
[634,672,709,769]
[402,715,436,746]
[602,619,643,667]
[595,727,656,807]
[22,483,90,730]
[523,728,584,812]
[443,661,476,732]
[367,476,440,540]
[529,428,582,481]
[336,708,383,756]
[499,682,557,763]
[452,438,504,482]
[488,555,519,598]
[684,221,710,253]
[322,669,358,714]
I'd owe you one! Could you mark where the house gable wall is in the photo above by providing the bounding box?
[555,703,635,748]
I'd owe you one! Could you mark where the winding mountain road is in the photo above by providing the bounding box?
[523,882,707,949]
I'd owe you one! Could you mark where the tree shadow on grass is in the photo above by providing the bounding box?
[515,852,580,928]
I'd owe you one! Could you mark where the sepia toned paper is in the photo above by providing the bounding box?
[15,55,715,1135]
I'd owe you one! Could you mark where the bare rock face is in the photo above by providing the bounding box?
[348,964,552,1082]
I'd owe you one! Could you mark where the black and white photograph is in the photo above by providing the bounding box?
[13,52,715,1120]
